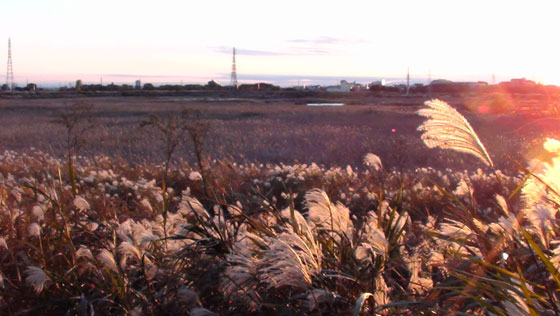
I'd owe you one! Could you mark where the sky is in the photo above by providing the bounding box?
[1,0,559,87]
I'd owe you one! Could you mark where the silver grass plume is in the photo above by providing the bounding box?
[25,266,50,293]
[280,208,315,242]
[29,223,41,237]
[0,237,7,249]
[118,241,142,260]
[305,189,352,236]
[355,212,389,261]
[259,231,322,290]
[221,233,264,309]
[522,138,560,212]
[97,249,119,273]
[417,99,493,168]
[76,245,94,260]
[177,194,210,219]
[363,153,382,171]
[73,196,90,211]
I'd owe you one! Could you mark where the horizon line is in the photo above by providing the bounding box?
[4,72,548,88]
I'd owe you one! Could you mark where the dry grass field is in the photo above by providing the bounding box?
[0,95,554,171]
[2,94,560,315]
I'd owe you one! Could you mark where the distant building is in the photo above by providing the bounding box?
[207,80,221,89]
[135,80,142,89]
[352,83,364,91]
[510,78,536,88]
[303,85,322,91]
[394,84,408,92]
[25,83,37,91]
[326,80,354,93]
[370,79,386,87]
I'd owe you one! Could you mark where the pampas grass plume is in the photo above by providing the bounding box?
[25,266,49,293]
[417,99,493,167]
[97,249,119,273]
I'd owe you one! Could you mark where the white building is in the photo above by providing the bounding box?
[326,80,354,93]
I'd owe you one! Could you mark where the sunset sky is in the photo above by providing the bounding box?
[1,0,559,86]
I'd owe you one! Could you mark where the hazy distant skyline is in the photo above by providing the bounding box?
[2,0,559,86]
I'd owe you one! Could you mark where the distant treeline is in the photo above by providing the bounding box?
[73,81,282,92]
[60,80,560,96]
[3,78,560,97]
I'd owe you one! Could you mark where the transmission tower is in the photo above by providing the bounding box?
[406,66,410,96]
[6,38,14,91]
[230,47,238,88]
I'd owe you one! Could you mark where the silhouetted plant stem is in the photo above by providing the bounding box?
[140,109,211,248]
[54,101,94,197]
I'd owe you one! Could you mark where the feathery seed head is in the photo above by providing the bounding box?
[417,99,493,167]
[28,223,41,237]
[31,205,45,221]
[189,171,202,181]
[363,153,383,171]
[453,178,472,198]
[305,189,353,235]
[221,236,262,309]
[85,221,99,231]
[140,198,153,213]
[260,232,322,290]
[25,266,49,293]
[76,245,94,260]
[495,195,509,216]
[73,196,90,211]
[118,241,142,260]
[97,249,119,273]
[178,194,210,219]
[522,138,560,213]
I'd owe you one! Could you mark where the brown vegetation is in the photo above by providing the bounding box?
[0,95,557,172]
[1,96,560,314]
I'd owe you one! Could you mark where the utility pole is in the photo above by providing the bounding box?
[406,66,410,96]
[230,47,238,88]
